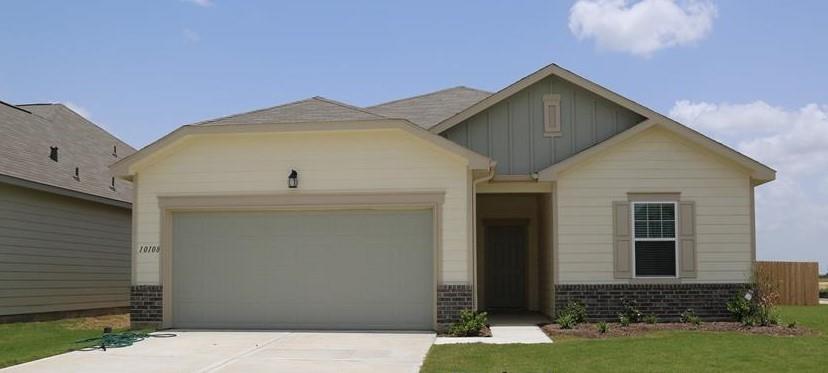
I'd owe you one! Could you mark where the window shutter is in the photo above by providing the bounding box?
[679,201,697,278]
[613,201,632,278]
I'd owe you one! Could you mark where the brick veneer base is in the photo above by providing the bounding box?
[130,285,162,327]
[133,284,474,330]
[554,283,745,321]
[436,284,473,329]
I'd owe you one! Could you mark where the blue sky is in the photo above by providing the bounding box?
[2,0,826,272]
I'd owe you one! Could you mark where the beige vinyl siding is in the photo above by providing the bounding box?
[133,129,471,285]
[0,183,131,316]
[557,127,753,284]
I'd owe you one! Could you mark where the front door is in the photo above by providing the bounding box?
[484,224,527,310]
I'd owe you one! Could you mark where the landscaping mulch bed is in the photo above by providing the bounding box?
[541,321,813,339]
[437,325,492,338]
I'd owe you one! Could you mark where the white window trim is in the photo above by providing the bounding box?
[631,201,679,279]
[543,94,561,137]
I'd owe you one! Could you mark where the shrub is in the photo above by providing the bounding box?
[556,313,577,329]
[819,288,828,298]
[680,309,701,326]
[560,301,588,323]
[619,298,642,323]
[618,314,631,327]
[448,310,488,337]
[644,314,658,324]
[726,294,753,323]
[727,266,781,327]
[787,320,798,329]
[596,321,609,334]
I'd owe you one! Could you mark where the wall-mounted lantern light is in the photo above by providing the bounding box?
[288,169,299,189]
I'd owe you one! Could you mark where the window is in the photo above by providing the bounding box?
[632,202,677,277]
[543,94,561,137]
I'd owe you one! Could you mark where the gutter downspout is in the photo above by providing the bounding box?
[470,162,496,310]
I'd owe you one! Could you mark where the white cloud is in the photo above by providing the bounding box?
[64,102,91,120]
[670,100,828,272]
[183,28,201,43]
[569,0,717,56]
[182,0,213,7]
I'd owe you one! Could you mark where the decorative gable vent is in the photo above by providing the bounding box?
[543,94,561,137]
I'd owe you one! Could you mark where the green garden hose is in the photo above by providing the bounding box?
[77,331,176,351]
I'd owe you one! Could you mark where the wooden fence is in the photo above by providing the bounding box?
[756,261,819,306]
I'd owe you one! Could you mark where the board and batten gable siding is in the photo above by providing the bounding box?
[556,127,753,284]
[441,75,646,175]
[0,182,131,316]
[133,129,471,285]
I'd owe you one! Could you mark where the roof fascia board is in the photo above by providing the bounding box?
[431,64,660,134]
[0,174,131,209]
[538,119,776,184]
[112,119,492,178]
[537,119,658,181]
[656,119,776,183]
[430,65,563,134]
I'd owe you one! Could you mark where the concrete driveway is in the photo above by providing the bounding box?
[4,330,435,373]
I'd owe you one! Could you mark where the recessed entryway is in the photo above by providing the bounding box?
[476,192,554,317]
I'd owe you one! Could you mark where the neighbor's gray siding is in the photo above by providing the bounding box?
[0,182,130,316]
[442,75,646,174]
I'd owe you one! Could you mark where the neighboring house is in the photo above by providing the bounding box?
[0,101,135,322]
[113,64,774,330]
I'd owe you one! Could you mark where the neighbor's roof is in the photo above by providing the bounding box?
[195,97,386,126]
[366,86,491,129]
[0,101,135,205]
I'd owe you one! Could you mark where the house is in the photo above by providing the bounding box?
[113,64,774,330]
[0,101,135,322]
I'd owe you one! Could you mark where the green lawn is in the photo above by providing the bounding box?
[0,314,130,368]
[422,306,828,373]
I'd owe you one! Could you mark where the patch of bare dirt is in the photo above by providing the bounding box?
[64,313,130,331]
[541,321,813,339]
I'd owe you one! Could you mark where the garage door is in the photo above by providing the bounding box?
[171,209,433,330]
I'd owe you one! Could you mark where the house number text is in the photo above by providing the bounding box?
[138,245,160,254]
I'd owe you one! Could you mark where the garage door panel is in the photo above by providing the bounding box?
[172,209,433,330]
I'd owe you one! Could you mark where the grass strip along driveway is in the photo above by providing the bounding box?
[0,314,130,368]
[422,306,828,372]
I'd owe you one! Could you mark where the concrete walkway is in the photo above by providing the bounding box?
[434,312,552,345]
[3,331,435,373]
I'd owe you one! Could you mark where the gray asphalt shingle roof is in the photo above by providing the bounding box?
[0,102,135,203]
[366,86,491,129]
[191,87,490,130]
[195,97,386,126]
